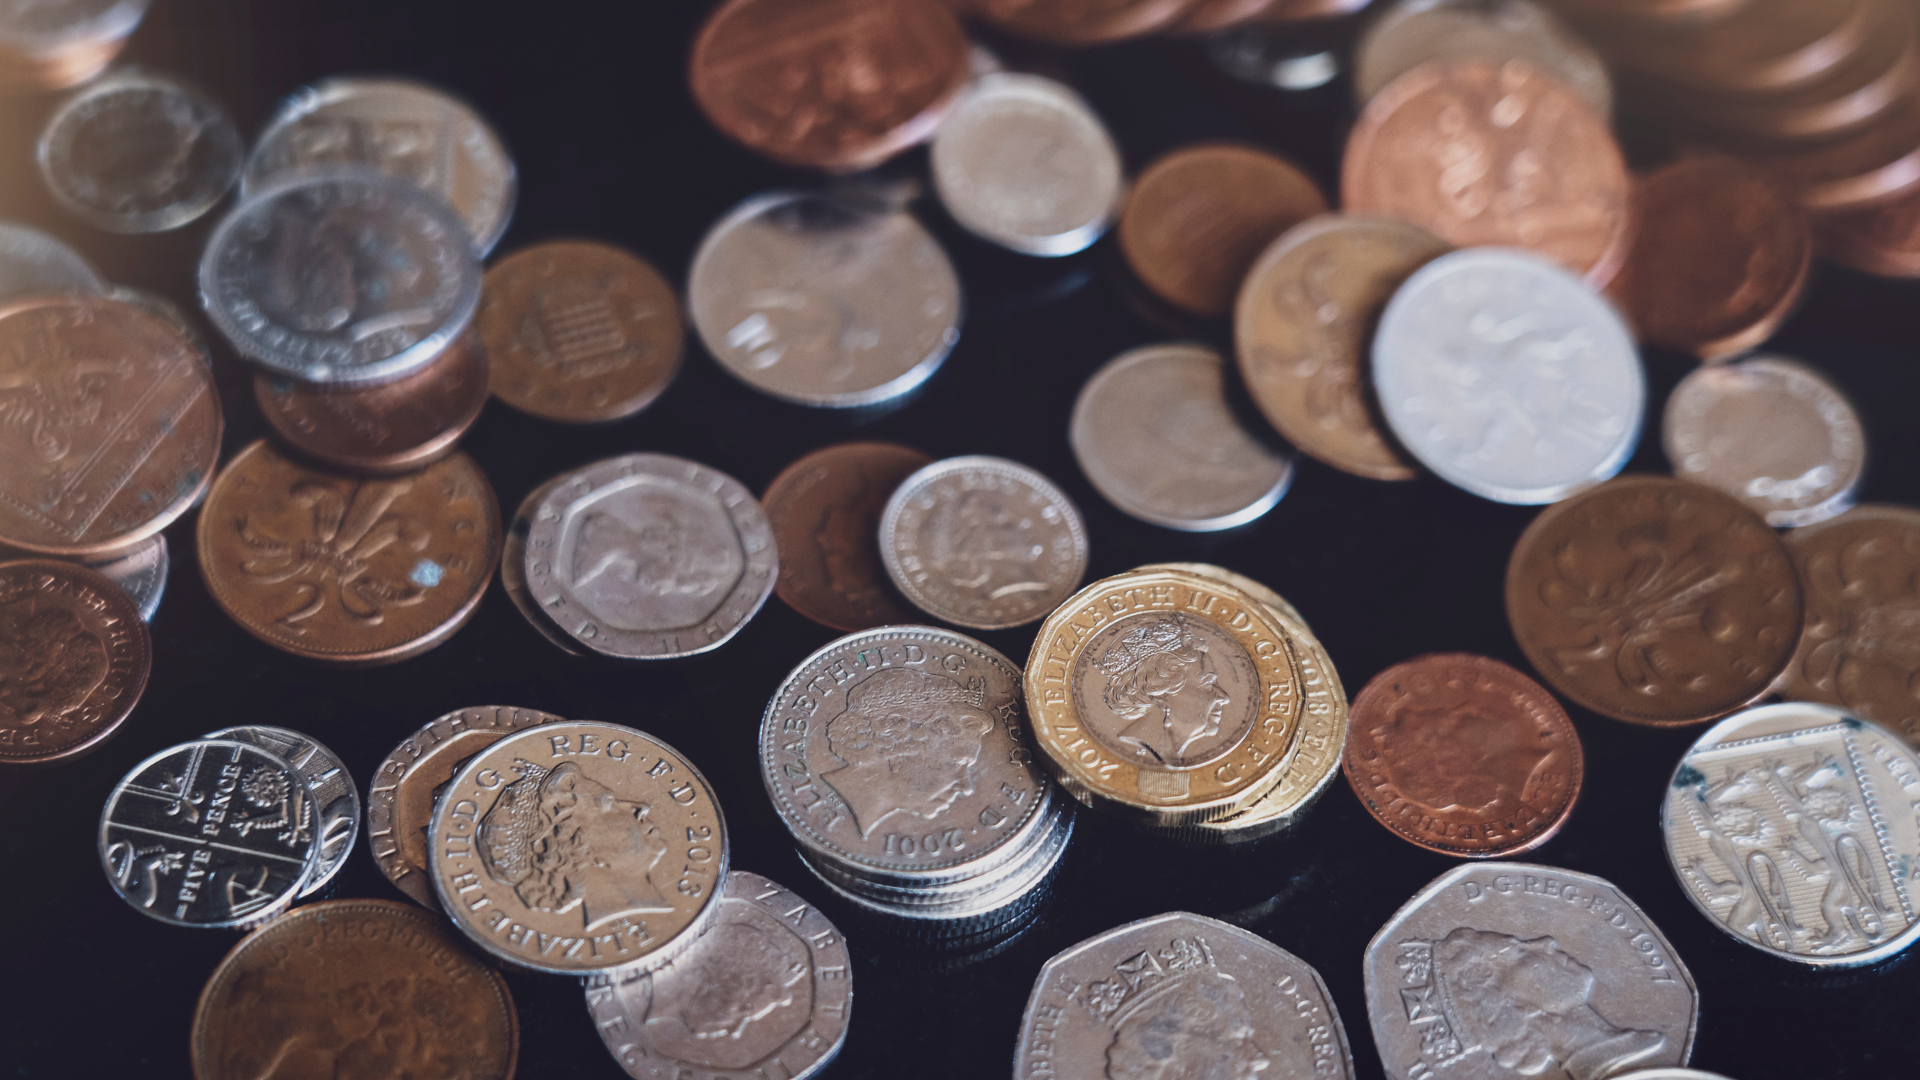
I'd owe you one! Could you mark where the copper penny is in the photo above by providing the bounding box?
[1746,87,1920,212]
[1506,475,1803,725]
[254,331,489,475]
[191,899,518,1080]
[0,558,149,766]
[1119,142,1328,318]
[1343,653,1583,857]
[762,441,932,632]
[689,0,971,172]
[197,439,501,666]
[0,294,221,560]
[1613,0,1872,95]
[1816,178,1920,275]
[974,0,1195,43]
[1167,0,1280,34]
[1342,59,1632,284]
[479,240,684,424]
[1609,155,1810,359]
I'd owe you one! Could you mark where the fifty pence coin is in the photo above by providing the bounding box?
[1014,911,1355,1080]
[0,558,150,766]
[881,456,1088,630]
[1366,863,1698,1080]
[1354,0,1612,115]
[585,870,852,1080]
[502,474,591,657]
[428,721,730,976]
[205,725,358,897]
[763,441,933,632]
[0,220,103,300]
[84,533,168,623]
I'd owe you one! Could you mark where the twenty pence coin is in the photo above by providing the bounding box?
[0,559,150,766]
[763,441,932,632]
[500,474,589,656]
[204,725,359,897]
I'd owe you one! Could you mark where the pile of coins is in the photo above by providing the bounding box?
[0,0,147,92]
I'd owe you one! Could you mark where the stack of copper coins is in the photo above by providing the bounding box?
[0,0,149,93]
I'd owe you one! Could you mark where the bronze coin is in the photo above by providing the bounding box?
[1613,0,1872,96]
[0,558,149,766]
[254,331,489,475]
[1119,142,1329,318]
[1245,0,1371,22]
[191,899,518,1080]
[197,440,501,666]
[0,294,221,560]
[974,0,1195,43]
[1343,653,1583,858]
[763,441,932,632]
[479,240,684,424]
[1166,0,1281,34]
[1342,60,1632,285]
[1815,178,1920,275]
[1506,475,1803,725]
[689,0,971,172]
[1609,155,1810,360]
[1747,87,1920,212]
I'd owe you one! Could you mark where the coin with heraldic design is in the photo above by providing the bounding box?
[191,899,518,1080]
[1365,863,1698,1080]
[205,725,358,897]
[1014,911,1355,1080]
[763,442,932,632]
[523,453,776,660]
[429,721,730,976]
[1506,475,1804,726]
[197,440,502,665]
[585,870,853,1080]
[0,559,149,766]
[974,0,1194,44]
[1354,0,1613,115]
[881,456,1088,630]
[479,240,684,423]
[500,474,590,657]
[84,533,168,623]
[1344,653,1582,858]
[0,220,103,301]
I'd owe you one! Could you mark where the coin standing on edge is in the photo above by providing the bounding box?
[1354,0,1613,115]
[0,559,150,766]
[205,725,359,897]
[0,220,104,300]
[763,441,932,632]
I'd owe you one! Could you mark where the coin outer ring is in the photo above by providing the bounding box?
[203,725,359,897]
[761,441,933,633]
[500,477,592,656]
[0,559,151,766]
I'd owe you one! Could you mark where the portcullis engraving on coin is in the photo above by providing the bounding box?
[763,442,933,632]
[0,559,150,765]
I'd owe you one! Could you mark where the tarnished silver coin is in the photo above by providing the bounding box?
[501,474,589,657]
[930,73,1123,258]
[1015,911,1355,1080]
[1355,0,1612,116]
[1374,247,1645,505]
[37,67,241,234]
[202,725,357,897]
[688,191,962,408]
[83,532,167,622]
[198,168,482,387]
[880,456,1088,630]
[585,870,853,1080]
[1071,343,1292,531]
[243,76,516,256]
[1664,356,1864,528]
[0,0,148,54]
[1663,702,1920,967]
[0,220,103,301]
[1365,863,1698,1080]
[99,739,318,929]
[524,454,776,660]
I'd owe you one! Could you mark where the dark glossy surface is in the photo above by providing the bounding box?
[3,3,1918,1078]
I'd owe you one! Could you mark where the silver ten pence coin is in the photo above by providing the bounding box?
[688,190,962,408]
[1664,355,1864,528]
[198,168,481,386]
[1354,0,1612,116]
[1071,343,1293,531]
[585,870,853,1080]
[930,73,1124,257]
[1663,701,1920,967]
[243,76,517,256]
[1015,911,1355,1080]
[881,456,1089,630]
[1365,863,1698,1080]
[523,454,776,660]
[0,219,103,300]
[1374,247,1645,504]
[203,725,358,897]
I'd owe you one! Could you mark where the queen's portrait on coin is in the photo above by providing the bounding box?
[0,603,107,726]
[643,917,812,1069]
[570,490,743,630]
[1081,938,1273,1080]
[1094,615,1237,766]
[477,759,675,928]
[821,667,996,838]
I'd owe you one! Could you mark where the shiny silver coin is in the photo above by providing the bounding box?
[99,738,318,929]
[243,76,516,256]
[0,0,148,53]
[1207,29,1343,91]
[880,456,1088,630]
[501,474,589,657]
[1663,702,1920,967]
[85,532,167,621]
[688,190,961,408]
[1374,247,1644,505]
[1365,863,1698,1080]
[1664,355,1864,528]
[202,725,358,897]
[1014,910,1356,1080]
[523,454,776,660]
[806,792,1070,908]
[0,219,103,301]
[199,168,481,386]
[930,73,1123,258]
[37,67,241,234]
[1355,0,1612,116]
[585,870,852,1080]
[1071,343,1292,531]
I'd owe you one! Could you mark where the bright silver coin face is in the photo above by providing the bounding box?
[930,73,1123,257]
[688,191,962,408]
[501,475,589,656]
[0,0,148,52]
[1354,0,1612,115]
[0,219,103,301]
[1374,247,1645,504]
[202,725,358,897]
[87,532,167,621]
[38,68,242,234]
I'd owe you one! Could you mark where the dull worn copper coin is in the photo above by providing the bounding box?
[1815,176,1920,276]
[1119,142,1328,318]
[0,558,149,766]
[763,441,932,632]
[197,440,501,666]
[1344,653,1583,857]
[690,0,970,172]
[191,899,518,1080]
[1506,475,1803,726]
[254,331,489,475]
[974,0,1195,43]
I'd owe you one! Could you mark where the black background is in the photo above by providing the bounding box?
[3,1,1919,1077]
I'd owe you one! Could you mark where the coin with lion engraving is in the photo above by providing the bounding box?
[0,558,149,766]
[763,442,932,632]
